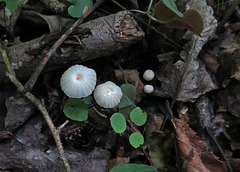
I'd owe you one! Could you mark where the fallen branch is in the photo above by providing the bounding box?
[0,10,144,84]
[23,0,106,92]
[0,42,71,172]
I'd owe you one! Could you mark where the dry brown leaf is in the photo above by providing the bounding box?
[224,22,240,32]
[144,111,164,138]
[154,60,218,102]
[108,157,130,170]
[173,118,227,172]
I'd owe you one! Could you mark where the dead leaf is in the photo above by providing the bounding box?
[154,60,218,102]
[173,118,227,172]
[0,131,12,139]
[217,49,240,87]
[148,130,174,170]
[215,82,240,117]
[0,115,110,171]
[224,22,240,32]
[4,95,36,132]
[145,111,164,138]
[199,53,219,73]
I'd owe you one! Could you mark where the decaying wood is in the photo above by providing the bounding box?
[0,10,145,83]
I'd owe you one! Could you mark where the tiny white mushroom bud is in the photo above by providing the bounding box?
[143,69,155,81]
[60,64,97,98]
[94,81,123,108]
[144,85,154,94]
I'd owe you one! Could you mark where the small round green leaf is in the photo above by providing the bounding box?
[129,132,144,148]
[82,95,93,105]
[63,98,88,121]
[110,164,157,172]
[68,0,93,18]
[130,107,147,126]
[118,84,136,108]
[110,113,126,133]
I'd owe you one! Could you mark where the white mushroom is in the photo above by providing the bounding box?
[144,84,154,94]
[60,64,97,98]
[94,81,123,108]
[143,69,155,81]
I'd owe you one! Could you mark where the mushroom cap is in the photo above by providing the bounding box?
[143,69,155,81]
[144,84,154,94]
[94,81,123,108]
[60,65,97,98]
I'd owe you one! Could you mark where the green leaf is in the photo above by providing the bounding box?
[162,0,183,17]
[118,84,136,108]
[82,95,92,105]
[167,9,204,36]
[67,0,93,18]
[1,0,18,11]
[63,98,88,121]
[118,104,136,120]
[110,113,126,133]
[148,131,174,169]
[129,132,144,148]
[110,164,157,172]
[130,107,147,126]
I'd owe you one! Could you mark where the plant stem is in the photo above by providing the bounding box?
[0,43,71,172]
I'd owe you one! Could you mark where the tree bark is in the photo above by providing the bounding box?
[0,10,145,83]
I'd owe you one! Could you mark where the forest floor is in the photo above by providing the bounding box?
[0,0,240,171]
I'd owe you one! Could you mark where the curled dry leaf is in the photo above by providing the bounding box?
[173,118,227,172]
[115,69,145,103]
[154,60,218,102]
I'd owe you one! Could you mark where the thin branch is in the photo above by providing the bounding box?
[23,0,106,93]
[0,43,71,172]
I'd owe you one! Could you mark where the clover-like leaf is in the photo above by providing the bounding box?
[129,132,144,148]
[119,104,136,120]
[82,95,93,105]
[110,164,157,172]
[63,98,88,121]
[118,84,136,108]
[1,0,18,11]
[153,0,203,36]
[67,0,93,18]
[130,107,147,126]
[110,113,126,133]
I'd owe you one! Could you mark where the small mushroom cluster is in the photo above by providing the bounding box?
[60,65,122,108]
[142,69,155,94]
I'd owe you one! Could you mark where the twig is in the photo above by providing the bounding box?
[0,43,71,172]
[23,0,106,93]
[216,0,240,33]
[206,128,233,172]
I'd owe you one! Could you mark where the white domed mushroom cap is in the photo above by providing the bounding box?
[143,69,155,81]
[144,84,154,94]
[60,65,97,98]
[94,81,123,108]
